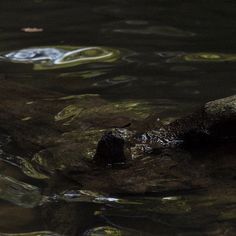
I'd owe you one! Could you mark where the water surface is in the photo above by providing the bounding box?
[0,1,235,235]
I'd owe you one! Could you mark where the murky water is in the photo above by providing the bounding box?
[0,1,236,235]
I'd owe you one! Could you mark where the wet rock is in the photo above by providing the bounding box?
[94,94,236,163]
[0,83,236,195]
[94,131,128,166]
[70,95,236,193]
[0,174,42,208]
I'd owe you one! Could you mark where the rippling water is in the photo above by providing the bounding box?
[0,1,236,236]
[0,46,120,70]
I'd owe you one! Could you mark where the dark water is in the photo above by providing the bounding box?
[0,1,236,235]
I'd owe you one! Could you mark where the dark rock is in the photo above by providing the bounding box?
[94,131,127,166]
[93,95,236,163]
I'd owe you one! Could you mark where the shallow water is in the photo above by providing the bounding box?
[0,1,236,235]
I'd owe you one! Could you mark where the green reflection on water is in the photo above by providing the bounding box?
[54,104,83,125]
[160,196,191,214]
[58,94,100,100]
[0,174,41,208]
[113,25,195,37]
[183,53,236,62]
[84,226,132,236]
[53,96,153,129]
[18,157,49,180]
[0,154,49,180]
[219,208,236,221]
[0,46,120,70]
[0,231,62,236]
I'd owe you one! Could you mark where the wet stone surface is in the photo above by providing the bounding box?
[0,0,236,235]
[0,84,235,235]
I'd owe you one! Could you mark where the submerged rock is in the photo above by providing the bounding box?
[94,94,236,165]
[73,95,236,193]
[0,81,235,194]
[94,131,127,166]
[0,83,235,235]
[0,174,42,208]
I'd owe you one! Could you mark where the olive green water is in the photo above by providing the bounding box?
[0,1,236,235]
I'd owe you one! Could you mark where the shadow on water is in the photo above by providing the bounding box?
[0,0,236,235]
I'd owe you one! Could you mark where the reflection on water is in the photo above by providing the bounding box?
[0,174,41,208]
[83,226,135,236]
[183,52,236,62]
[44,189,140,206]
[158,51,236,63]
[97,190,236,235]
[112,25,195,37]
[0,232,62,236]
[0,46,120,70]
[92,75,137,88]
[0,152,49,180]
[0,171,138,208]
[54,104,83,125]
[0,0,236,235]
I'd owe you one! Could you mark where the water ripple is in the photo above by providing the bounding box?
[157,51,236,63]
[0,46,120,70]
[182,52,236,62]
[102,20,195,38]
[0,174,42,208]
[84,226,135,236]
[0,153,50,180]
[0,231,62,236]
[43,189,140,206]
[92,75,137,88]
[113,26,195,37]
[0,173,139,208]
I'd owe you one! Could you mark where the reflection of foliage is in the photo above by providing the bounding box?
[165,52,236,63]
[160,197,191,214]
[183,53,236,62]
[84,226,128,236]
[32,95,155,173]
[0,46,120,70]
[0,231,61,236]
[54,104,83,125]
[54,96,154,127]
[220,208,236,221]
[17,157,49,180]
[0,174,41,208]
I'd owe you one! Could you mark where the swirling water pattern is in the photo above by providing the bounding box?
[0,46,120,70]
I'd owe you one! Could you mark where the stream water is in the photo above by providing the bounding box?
[0,1,236,235]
